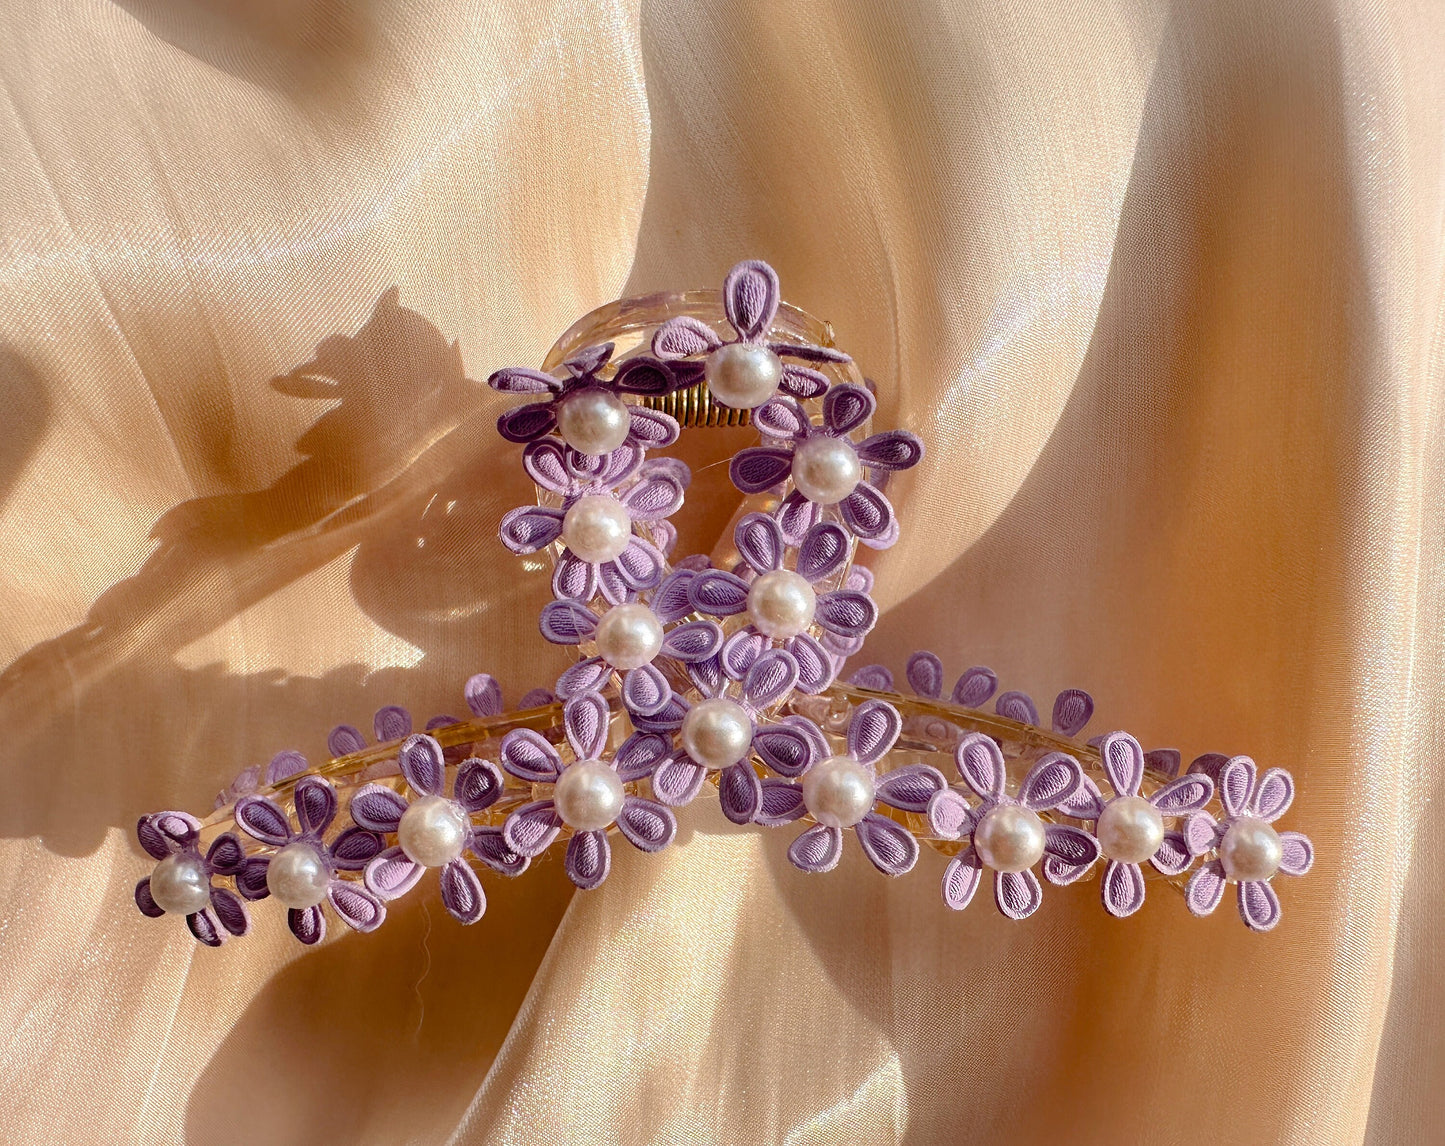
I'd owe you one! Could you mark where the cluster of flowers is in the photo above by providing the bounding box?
[133,260,1312,948]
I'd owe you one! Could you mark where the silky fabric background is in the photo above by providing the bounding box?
[0,0,1440,1143]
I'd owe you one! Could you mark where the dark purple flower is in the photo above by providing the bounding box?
[759,699,947,876]
[651,260,850,409]
[649,647,819,824]
[499,692,676,890]
[488,341,685,456]
[731,385,923,548]
[134,812,250,947]
[686,513,876,694]
[232,776,388,945]
[1182,756,1313,931]
[1051,731,1214,917]
[351,734,520,925]
[928,733,1100,919]
[498,439,683,604]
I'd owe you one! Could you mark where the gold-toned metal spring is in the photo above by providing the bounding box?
[643,381,752,428]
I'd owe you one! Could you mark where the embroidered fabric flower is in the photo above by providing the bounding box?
[757,699,947,876]
[730,385,923,546]
[488,340,684,453]
[1181,756,1313,931]
[538,597,722,723]
[499,692,676,889]
[498,439,683,604]
[647,647,818,823]
[231,775,388,944]
[651,260,849,406]
[928,733,1100,919]
[1052,731,1214,917]
[350,734,521,925]
[134,812,250,947]
[900,651,1095,738]
[213,747,311,810]
[686,514,875,693]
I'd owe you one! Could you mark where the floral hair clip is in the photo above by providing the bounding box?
[132,259,1314,948]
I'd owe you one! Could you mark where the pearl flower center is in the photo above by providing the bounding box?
[149,853,212,915]
[266,842,331,909]
[562,494,632,564]
[594,602,665,670]
[974,804,1046,873]
[704,342,784,408]
[747,569,816,639]
[554,760,626,831]
[791,435,862,505]
[802,755,876,829]
[1096,795,1165,864]
[556,387,631,456]
[397,795,469,868]
[680,697,753,769]
[1219,816,1283,882]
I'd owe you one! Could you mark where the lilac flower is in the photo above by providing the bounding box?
[488,341,684,455]
[1052,731,1214,917]
[686,514,876,693]
[758,699,947,876]
[134,812,250,947]
[499,692,676,889]
[538,597,722,723]
[928,733,1100,919]
[651,260,850,407]
[730,386,923,547]
[648,647,820,824]
[1181,756,1313,931]
[498,439,684,604]
[350,734,521,925]
[231,776,388,944]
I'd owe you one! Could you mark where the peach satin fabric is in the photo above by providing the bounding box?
[0,1,1441,1142]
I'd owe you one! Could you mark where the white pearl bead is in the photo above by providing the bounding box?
[791,435,862,505]
[562,495,632,564]
[556,388,631,456]
[747,569,816,639]
[802,755,876,829]
[397,795,469,867]
[974,804,1046,873]
[594,602,664,670]
[149,853,212,915]
[553,760,626,831]
[1096,795,1165,863]
[680,697,753,769]
[1219,816,1283,881]
[704,342,784,408]
[266,842,331,909]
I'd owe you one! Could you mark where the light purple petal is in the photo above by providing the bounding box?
[687,653,726,698]
[1098,731,1145,798]
[838,483,894,540]
[293,777,338,837]
[995,690,1040,727]
[855,429,923,471]
[327,724,367,758]
[1018,753,1083,812]
[928,790,973,840]
[618,797,677,851]
[187,908,224,947]
[848,664,894,691]
[621,665,671,718]
[942,849,983,910]
[955,733,1007,800]
[690,569,750,616]
[822,384,875,435]
[373,705,412,743]
[1278,831,1314,876]
[856,813,919,875]
[1219,757,1257,818]
[757,780,807,825]
[563,692,610,760]
[1150,774,1214,815]
[502,801,563,857]
[574,442,644,488]
[743,648,801,708]
[653,316,723,358]
[364,846,426,901]
[730,447,795,494]
[1183,811,1222,856]
[1043,823,1100,872]
[234,795,292,847]
[789,632,834,694]
[563,341,612,376]
[847,699,902,765]
[720,630,768,680]
[754,716,827,778]
[774,489,821,544]
[1055,775,1106,820]
[614,731,671,782]
[612,537,666,591]
[1051,689,1094,737]
[735,512,785,574]
[469,826,530,877]
[498,504,564,553]
[265,750,309,786]
[621,470,685,521]
[625,406,681,449]
[397,734,446,798]
[788,824,844,873]
[995,869,1044,919]
[905,651,944,698]
[875,765,947,812]
[519,688,556,709]
[1185,859,1228,916]
[723,259,781,339]
[328,881,386,932]
[556,657,612,700]
[1150,831,1192,876]
[553,551,600,602]
[796,521,850,584]
[778,363,830,399]
[718,762,763,824]
[753,396,811,439]
[565,830,611,890]
[1187,752,1231,784]
[952,666,999,708]
[454,757,504,814]
[652,569,696,622]
[440,858,486,925]
[498,728,563,783]
[815,589,878,638]
[1238,879,1282,931]
[767,339,850,364]
[489,365,560,394]
[630,693,688,734]
[521,437,576,494]
[139,811,201,858]
[1101,860,1147,917]
[651,755,707,806]
[1251,767,1296,822]
[660,619,723,662]
[539,600,599,644]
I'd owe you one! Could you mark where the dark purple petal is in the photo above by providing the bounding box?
[718,762,763,824]
[1187,752,1231,784]
[788,824,844,873]
[735,512,785,575]
[1278,831,1314,876]
[613,355,688,396]
[653,316,722,358]
[1018,753,1083,812]
[349,784,409,833]
[822,384,875,435]
[540,600,599,645]
[774,489,820,545]
[439,858,487,925]
[952,666,999,708]
[1252,768,1295,822]
[796,521,850,585]
[206,833,246,876]
[730,447,796,495]
[1219,757,1257,818]
[1183,811,1222,856]
[652,569,697,622]
[364,847,426,900]
[942,849,983,910]
[265,750,309,786]
[855,813,919,875]
[625,406,680,449]
[789,632,834,694]
[328,881,386,932]
[875,764,947,812]
[847,699,902,765]
[1150,831,1192,876]
[1238,880,1282,931]
[815,589,877,638]
[574,442,644,488]
[489,366,559,394]
[622,471,685,521]
[469,826,530,877]
[754,716,827,778]
[293,776,338,836]
[1185,859,1228,916]
[1051,689,1094,737]
[553,552,600,603]
[135,877,164,918]
[630,693,688,734]
[1145,748,1182,779]
[743,649,801,709]
[618,797,677,851]
[497,402,559,443]
[689,569,750,616]
[857,514,900,551]
[503,801,563,857]
[454,757,504,814]
[955,733,1006,800]
[848,664,894,691]
[235,856,271,900]
[140,811,201,857]
[753,396,811,440]
[767,339,850,364]
[330,827,386,870]
[995,869,1043,919]
[612,537,666,591]
[187,908,224,947]
[855,429,923,471]
[563,692,610,760]
[660,619,723,662]
[328,724,367,758]
[720,630,768,680]
[397,734,446,798]
[498,505,565,554]
[373,705,412,743]
[522,438,575,494]
[1101,860,1147,917]
[563,342,613,377]
[838,483,895,541]
[905,651,944,699]
[498,729,563,783]
[621,665,671,718]
[614,731,672,782]
[210,887,249,936]
[778,364,830,399]
[234,796,292,847]
[723,259,781,339]
[1042,823,1100,874]
[995,690,1040,727]
[927,790,973,840]
[288,906,325,945]
[565,830,611,889]
[556,657,611,700]
[757,780,807,825]
[1150,774,1214,815]
[1055,775,1106,820]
